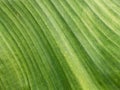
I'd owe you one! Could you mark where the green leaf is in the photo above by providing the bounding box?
[0,0,120,90]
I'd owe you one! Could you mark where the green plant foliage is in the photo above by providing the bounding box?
[0,0,120,90]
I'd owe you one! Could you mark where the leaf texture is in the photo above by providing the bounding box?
[0,0,120,90]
